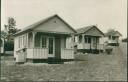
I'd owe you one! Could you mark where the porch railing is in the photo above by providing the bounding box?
[27,48,48,59]
[77,43,105,50]
[61,48,74,59]
[108,40,118,43]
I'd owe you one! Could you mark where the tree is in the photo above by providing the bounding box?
[4,17,20,41]
[1,30,7,38]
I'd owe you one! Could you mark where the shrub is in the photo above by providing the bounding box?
[4,41,14,51]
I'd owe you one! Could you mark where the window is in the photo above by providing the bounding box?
[74,37,75,42]
[64,37,66,48]
[93,37,96,44]
[19,37,22,48]
[23,36,25,46]
[67,37,71,43]
[79,35,82,43]
[26,34,28,47]
[18,37,20,48]
[84,36,87,43]
[20,37,22,47]
[42,37,47,48]
[109,36,111,39]
[96,38,99,43]
[112,36,116,40]
[88,37,91,43]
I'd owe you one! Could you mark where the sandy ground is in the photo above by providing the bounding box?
[1,42,127,81]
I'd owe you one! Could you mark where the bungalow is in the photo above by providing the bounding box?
[14,14,76,63]
[75,25,105,54]
[105,30,122,46]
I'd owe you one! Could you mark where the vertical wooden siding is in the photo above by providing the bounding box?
[27,48,48,59]
[61,49,74,59]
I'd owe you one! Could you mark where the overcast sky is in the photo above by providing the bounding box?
[1,0,127,38]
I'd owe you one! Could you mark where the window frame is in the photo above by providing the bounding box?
[18,37,20,48]
[41,36,47,48]
[79,35,82,43]
[84,36,88,43]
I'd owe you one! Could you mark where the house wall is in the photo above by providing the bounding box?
[61,36,74,59]
[34,17,74,33]
[99,37,108,44]
[14,33,28,58]
[60,35,73,49]
[14,36,18,58]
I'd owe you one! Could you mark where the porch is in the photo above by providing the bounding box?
[16,31,75,62]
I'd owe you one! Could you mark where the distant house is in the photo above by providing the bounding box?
[0,37,4,54]
[14,14,76,63]
[75,25,105,53]
[122,37,128,42]
[105,30,122,46]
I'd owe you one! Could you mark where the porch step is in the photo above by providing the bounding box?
[48,57,63,64]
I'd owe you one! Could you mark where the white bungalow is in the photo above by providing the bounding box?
[14,14,76,63]
[75,25,105,53]
[104,30,122,46]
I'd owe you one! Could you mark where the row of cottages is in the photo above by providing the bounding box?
[74,25,105,53]
[104,30,122,46]
[14,14,122,63]
[14,15,76,63]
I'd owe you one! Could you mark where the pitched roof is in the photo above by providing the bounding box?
[105,30,122,36]
[15,14,76,35]
[76,25,93,33]
[76,25,104,36]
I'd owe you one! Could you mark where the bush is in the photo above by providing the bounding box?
[4,41,14,51]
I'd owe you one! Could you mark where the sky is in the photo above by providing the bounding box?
[1,0,127,38]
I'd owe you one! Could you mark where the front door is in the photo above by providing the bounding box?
[55,36,61,59]
[48,37,55,57]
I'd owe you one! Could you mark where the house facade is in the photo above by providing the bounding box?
[14,15,76,63]
[75,25,105,53]
[105,30,122,46]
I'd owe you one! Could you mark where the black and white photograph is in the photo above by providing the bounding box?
[0,0,127,81]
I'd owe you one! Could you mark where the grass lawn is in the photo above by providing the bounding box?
[1,43,127,81]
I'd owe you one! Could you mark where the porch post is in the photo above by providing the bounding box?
[96,37,97,50]
[111,35,112,40]
[32,32,37,48]
[82,34,85,49]
[71,34,75,49]
[27,33,29,48]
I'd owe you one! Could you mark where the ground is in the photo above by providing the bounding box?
[1,42,127,81]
